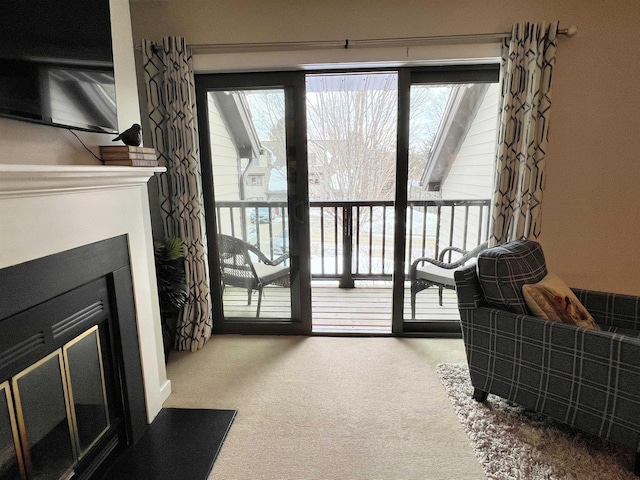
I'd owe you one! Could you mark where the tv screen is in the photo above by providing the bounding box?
[0,0,117,134]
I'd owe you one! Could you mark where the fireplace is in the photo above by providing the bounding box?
[0,165,170,480]
[0,237,147,479]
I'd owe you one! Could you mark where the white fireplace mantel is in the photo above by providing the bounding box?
[0,164,170,423]
[0,164,165,198]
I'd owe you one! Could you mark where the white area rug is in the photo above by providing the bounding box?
[437,363,636,480]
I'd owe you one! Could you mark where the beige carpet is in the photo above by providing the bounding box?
[437,363,636,480]
[163,335,486,479]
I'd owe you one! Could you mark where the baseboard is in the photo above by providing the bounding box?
[159,378,172,403]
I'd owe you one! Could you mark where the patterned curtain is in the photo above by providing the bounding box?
[491,22,559,245]
[142,37,212,352]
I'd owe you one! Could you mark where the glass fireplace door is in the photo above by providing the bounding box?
[2,326,110,480]
[63,327,110,459]
[12,351,76,480]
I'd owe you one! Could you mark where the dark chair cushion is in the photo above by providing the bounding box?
[476,239,548,314]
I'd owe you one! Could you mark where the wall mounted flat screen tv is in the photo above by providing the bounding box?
[0,0,117,134]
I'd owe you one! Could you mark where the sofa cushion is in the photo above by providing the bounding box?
[476,239,547,314]
[523,273,600,329]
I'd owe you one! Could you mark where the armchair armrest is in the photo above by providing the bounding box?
[454,263,486,309]
[573,288,640,331]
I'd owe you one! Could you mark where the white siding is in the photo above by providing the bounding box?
[441,83,499,201]
[439,83,499,250]
[206,93,241,233]
[207,93,239,200]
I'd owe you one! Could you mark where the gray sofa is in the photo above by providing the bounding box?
[454,239,640,475]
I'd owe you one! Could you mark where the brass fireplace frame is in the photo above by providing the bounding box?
[62,326,110,461]
[1,380,25,479]
[6,325,110,480]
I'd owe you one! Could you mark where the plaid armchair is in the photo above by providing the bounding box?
[454,239,640,475]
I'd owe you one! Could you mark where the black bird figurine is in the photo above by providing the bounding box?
[112,123,142,146]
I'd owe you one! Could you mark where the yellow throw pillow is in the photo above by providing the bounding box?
[522,273,599,330]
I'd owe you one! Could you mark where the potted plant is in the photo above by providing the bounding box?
[154,237,189,361]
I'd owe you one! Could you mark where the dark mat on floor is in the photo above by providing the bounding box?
[101,408,236,480]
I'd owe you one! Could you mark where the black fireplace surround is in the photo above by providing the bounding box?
[0,235,147,479]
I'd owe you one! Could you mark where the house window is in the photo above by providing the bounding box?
[245,175,264,186]
[309,172,322,185]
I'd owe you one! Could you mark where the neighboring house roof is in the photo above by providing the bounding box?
[420,84,490,191]
[212,91,263,159]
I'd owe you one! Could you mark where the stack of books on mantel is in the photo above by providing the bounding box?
[100,146,158,167]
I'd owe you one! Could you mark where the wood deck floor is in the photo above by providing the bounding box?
[222,283,461,334]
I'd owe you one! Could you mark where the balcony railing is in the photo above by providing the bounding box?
[215,199,491,287]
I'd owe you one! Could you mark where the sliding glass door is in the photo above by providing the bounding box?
[196,72,312,334]
[394,66,500,334]
[196,65,499,336]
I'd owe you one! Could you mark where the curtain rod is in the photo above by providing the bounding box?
[187,26,577,54]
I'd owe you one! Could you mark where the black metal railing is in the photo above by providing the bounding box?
[215,199,491,287]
